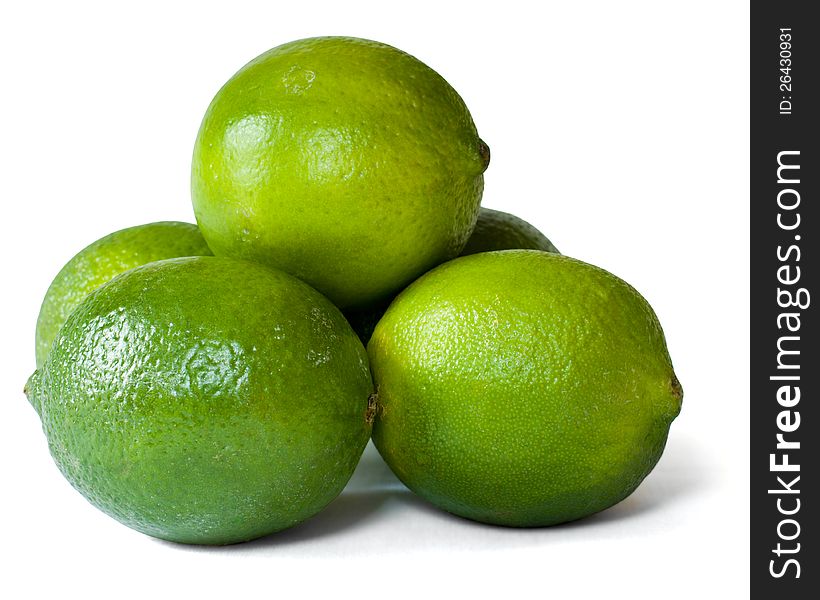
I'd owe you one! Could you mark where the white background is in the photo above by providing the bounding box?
[0,1,750,598]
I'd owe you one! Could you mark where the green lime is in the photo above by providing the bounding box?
[345,208,558,345]
[34,221,212,368]
[460,207,559,255]
[369,250,682,526]
[26,256,373,545]
[191,36,488,309]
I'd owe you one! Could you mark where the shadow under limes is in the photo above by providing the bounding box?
[161,433,708,552]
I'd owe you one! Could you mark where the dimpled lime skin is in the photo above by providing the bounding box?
[25,256,373,545]
[460,207,559,256]
[344,208,558,346]
[35,222,212,368]
[369,250,682,527]
[191,36,488,309]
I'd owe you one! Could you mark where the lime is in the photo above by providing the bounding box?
[34,221,212,368]
[26,256,373,544]
[191,36,488,309]
[369,250,682,526]
[460,207,559,255]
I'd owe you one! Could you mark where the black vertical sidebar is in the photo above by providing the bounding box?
[751,2,817,597]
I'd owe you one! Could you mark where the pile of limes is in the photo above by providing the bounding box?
[26,37,682,545]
